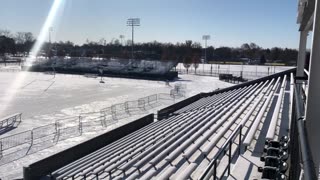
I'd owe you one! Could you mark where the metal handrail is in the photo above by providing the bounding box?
[199,124,242,180]
[293,84,317,180]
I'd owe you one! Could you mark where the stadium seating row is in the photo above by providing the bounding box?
[45,72,291,179]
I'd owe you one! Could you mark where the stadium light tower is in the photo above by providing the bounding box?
[127,18,140,59]
[202,35,210,63]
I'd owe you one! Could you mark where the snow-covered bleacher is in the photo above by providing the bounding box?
[27,58,178,78]
[23,69,294,179]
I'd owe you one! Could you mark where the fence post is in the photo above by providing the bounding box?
[111,105,117,121]
[78,116,82,135]
[55,121,60,143]
[0,141,2,158]
[142,99,146,110]
[125,102,130,114]
[100,111,105,127]
[30,131,33,146]
[12,116,16,126]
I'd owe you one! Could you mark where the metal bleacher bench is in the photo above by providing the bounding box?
[0,113,22,129]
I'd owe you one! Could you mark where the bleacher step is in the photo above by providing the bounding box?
[229,151,263,180]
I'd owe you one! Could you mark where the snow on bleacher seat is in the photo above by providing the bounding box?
[243,77,281,147]
[45,70,294,180]
[266,75,287,140]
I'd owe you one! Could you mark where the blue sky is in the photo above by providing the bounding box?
[0,0,301,48]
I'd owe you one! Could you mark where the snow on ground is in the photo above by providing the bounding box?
[176,63,294,79]
[0,70,233,179]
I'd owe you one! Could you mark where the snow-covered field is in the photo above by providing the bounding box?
[176,63,294,79]
[0,69,233,179]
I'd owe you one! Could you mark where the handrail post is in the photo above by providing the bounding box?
[239,126,242,155]
[199,123,244,180]
[228,141,232,175]
[213,161,217,180]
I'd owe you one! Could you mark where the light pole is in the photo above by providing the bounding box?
[202,35,210,74]
[49,27,53,60]
[49,27,53,44]
[127,18,140,59]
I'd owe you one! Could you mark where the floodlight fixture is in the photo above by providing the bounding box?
[202,35,211,63]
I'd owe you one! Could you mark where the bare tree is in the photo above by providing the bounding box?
[15,32,25,44]
[183,56,192,74]
[192,54,201,74]
[0,29,12,37]
[24,32,34,42]
[99,38,106,45]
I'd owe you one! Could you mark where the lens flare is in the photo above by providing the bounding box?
[27,0,65,64]
[0,0,65,116]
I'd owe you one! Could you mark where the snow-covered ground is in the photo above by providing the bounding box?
[176,63,294,79]
[0,70,233,179]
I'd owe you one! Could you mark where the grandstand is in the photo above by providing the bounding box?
[24,58,178,80]
[7,0,320,179]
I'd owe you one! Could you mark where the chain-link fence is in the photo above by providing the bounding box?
[0,88,186,161]
[175,64,292,81]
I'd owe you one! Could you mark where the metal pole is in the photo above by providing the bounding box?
[205,39,207,63]
[204,39,207,74]
[0,141,2,158]
[228,142,231,175]
[202,35,210,74]
[239,127,242,155]
[131,25,134,59]
[49,27,53,60]
[30,131,33,146]
[78,116,82,135]
[213,161,217,180]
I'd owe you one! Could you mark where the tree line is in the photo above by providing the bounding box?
[0,29,298,65]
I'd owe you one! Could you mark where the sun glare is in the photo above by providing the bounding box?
[0,0,65,116]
